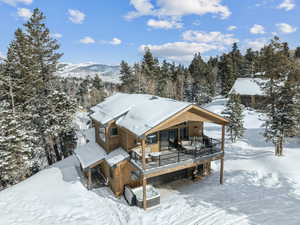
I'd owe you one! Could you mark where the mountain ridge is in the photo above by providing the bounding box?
[56,62,121,84]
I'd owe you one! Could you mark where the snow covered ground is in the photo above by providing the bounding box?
[1,98,300,225]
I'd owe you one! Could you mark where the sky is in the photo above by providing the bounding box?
[0,0,299,65]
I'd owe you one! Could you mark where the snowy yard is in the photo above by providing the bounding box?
[1,99,300,225]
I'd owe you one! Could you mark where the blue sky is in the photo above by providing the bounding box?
[0,0,299,65]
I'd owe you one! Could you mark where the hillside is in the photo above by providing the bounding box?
[56,62,121,83]
[1,98,300,225]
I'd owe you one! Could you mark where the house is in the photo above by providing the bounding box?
[229,78,266,108]
[74,93,228,209]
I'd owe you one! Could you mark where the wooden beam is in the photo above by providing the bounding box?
[142,176,147,210]
[126,132,129,151]
[144,154,223,178]
[88,167,92,190]
[141,139,146,170]
[221,125,225,153]
[220,158,224,184]
[220,125,225,184]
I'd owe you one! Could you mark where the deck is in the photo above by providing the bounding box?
[130,138,223,177]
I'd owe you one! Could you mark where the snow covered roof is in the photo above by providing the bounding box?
[229,78,265,96]
[74,142,106,169]
[74,141,129,169]
[106,147,130,167]
[91,93,191,137]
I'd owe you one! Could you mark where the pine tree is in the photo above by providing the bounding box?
[189,53,213,104]
[120,60,136,93]
[218,53,235,95]
[0,101,34,189]
[294,47,300,59]
[1,8,77,169]
[24,8,63,94]
[223,93,245,142]
[141,48,160,95]
[259,37,297,156]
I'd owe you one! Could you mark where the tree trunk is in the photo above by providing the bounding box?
[279,136,283,156]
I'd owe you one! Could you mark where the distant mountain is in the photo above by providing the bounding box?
[56,62,121,83]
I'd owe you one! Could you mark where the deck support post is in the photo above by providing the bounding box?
[88,167,92,190]
[220,125,225,184]
[142,176,147,210]
[220,158,224,184]
[141,139,146,170]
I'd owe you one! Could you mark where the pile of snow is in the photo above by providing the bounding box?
[1,97,300,225]
[56,62,121,84]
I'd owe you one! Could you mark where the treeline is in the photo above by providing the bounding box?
[119,38,300,156]
[120,43,300,105]
[0,9,77,189]
[55,75,116,109]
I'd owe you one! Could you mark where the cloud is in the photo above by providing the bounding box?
[276,23,297,33]
[52,33,62,39]
[277,0,295,11]
[80,36,95,44]
[68,9,85,24]
[250,24,265,34]
[1,0,32,6]
[109,38,122,45]
[245,38,268,50]
[182,30,238,45]
[147,19,182,29]
[17,8,32,19]
[126,0,154,19]
[139,42,219,62]
[192,20,201,26]
[227,25,237,31]
[126,0,231,20]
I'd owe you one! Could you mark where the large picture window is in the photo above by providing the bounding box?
[146,133,158,144]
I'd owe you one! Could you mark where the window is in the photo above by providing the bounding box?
[99,126,106,142]
[146,133,158,144]
[110,127,118,136]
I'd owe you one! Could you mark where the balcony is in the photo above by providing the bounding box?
[130,136,223,175]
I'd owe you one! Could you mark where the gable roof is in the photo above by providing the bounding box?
[229,78,265,96]
[91,93,228,137]
[74,142,129,169]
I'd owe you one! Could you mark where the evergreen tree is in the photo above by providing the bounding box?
[0,9,77,172]
[0,101,34,189]
[120,60,136,93]
[259,37,297,156]
[24,8,63,94]
[92,74,104,90]
[189,53,212,104]
[156,60,169,97]
[294,47,300,59]
[141,48,160,95]
[218,53,235,95]
[223,93,245,142]
[243,48,259,76]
